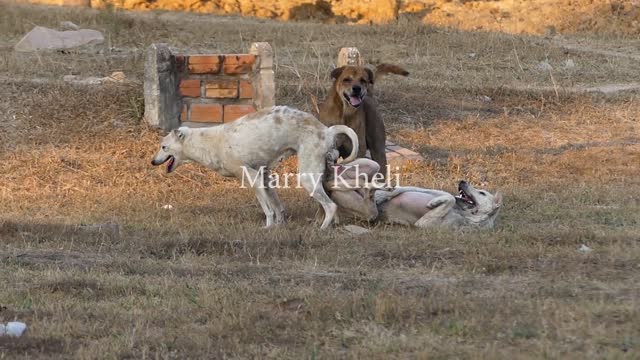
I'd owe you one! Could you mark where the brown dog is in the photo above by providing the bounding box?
[318,63,409,174]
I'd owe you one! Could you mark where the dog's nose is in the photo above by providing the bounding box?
[352,85,362,94]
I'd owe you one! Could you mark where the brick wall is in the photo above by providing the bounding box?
[144,42,274,130]
[176,54,258,124]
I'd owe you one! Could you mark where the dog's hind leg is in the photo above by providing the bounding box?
[261,170,286,224]
[302,177,336,229]
[265,183,286,225]
[298,169,336,229]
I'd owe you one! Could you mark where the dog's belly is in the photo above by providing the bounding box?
[378,202,419,225]
[223,121,311,167]
[380,192,437,224]
[225,146,296,169]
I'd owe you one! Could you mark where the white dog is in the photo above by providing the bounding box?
[324,159,502,228]
[151,106,358,229]
[375,181,502,228]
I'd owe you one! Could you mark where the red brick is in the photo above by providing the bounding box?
[187,55,223,74]
[223,104,256,122]
[204,80,238,99]
[179,79,201,97]
[180,104,188,121]
[224,54,257,65]
[223,54,256,74]
[191,103,223,123]
[238,80,253,99]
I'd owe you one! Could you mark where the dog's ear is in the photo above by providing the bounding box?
[365,68,375,85]
[331,66,346,80]
[171,128,186,141]
[493,192,503,208]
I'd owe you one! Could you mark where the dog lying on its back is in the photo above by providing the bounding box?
[151,106,359,229]
[319,64,409,173]
[375,181,503,228]
[324,159,503,229]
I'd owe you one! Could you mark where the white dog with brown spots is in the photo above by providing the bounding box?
[151,106,358,229]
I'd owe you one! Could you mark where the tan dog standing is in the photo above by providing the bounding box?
[319,64,408,174]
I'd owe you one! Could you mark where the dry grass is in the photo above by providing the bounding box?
[1,3,640,359]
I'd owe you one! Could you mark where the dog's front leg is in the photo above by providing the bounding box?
[364,101,388,174]
[414,195,456,228]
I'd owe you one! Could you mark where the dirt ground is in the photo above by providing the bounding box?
[1,2,640,359]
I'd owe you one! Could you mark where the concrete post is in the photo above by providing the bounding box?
[337,47,364,67]
[249,42,275,109]
[143,43,181,131]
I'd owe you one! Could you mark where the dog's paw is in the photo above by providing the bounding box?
[426,198,447,209]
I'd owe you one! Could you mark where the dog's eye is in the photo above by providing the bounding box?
[479,191,486,196]
[342,77,351,83]
[360,78,366,83]
[162,146,167,151]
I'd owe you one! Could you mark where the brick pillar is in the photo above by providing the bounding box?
[144,43,181,131]
[144,43,275,129]
[337,47,364,67]
[250,42,275,109]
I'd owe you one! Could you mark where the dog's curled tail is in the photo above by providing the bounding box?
[375,63,409,78]
[326,125,359,163]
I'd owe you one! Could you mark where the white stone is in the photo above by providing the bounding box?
[15,26,104,52]
[578,244,592,253]
[563,59,576,69]
[536,60,553,72]
[5,322,27,337]
[344,225,371,236]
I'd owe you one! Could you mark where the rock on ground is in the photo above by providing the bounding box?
[343,225,371,236]
[14,26,104,52]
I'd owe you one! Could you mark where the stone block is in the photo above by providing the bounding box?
[143,43,181,131]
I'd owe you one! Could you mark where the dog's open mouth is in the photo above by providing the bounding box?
[165,156,175,173]
[152,155,176,173]
[456,187,476,205]
[343,92,363,108]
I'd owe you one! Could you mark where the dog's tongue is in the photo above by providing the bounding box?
[349,96,362,107]
[166,157,174,172]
